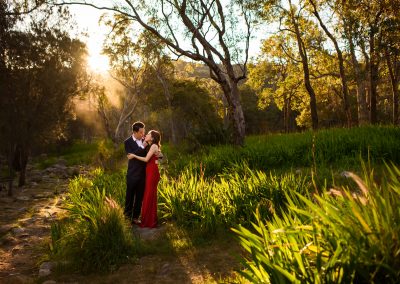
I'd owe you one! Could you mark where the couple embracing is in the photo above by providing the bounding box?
[124,121,161,228]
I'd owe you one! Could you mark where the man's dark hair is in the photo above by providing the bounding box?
[132,121,145,132]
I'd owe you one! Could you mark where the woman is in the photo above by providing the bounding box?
[128,130,161,228]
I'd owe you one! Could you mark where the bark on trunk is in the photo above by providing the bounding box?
[229,85,246,146]
[114,93,138,144]
[369,30,379,124]
[7,144,15,196]
[348,29,368,125]
[310,0,351,127]
[156,71,177,144]
[385,47,399,125]
[220,79,245,145]
[17,147,28,187]
[290,2,318,129]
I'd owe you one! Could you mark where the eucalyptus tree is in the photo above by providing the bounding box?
[307,0,352,127]
[54,0,254,145]
[247,34,303,132]
[381,12,400,125]
[256,0,324,129]
[100,14,149,143]
[134,30,178,144]
[100,14,178,144]
[340,7,369,125]
[346,0,386,124]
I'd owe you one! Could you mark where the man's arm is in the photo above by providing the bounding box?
[131,145,147,156]
[126,140,147,159]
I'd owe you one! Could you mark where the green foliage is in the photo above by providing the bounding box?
[50,169,136,273]
[35,139,125,170]
[233,163,400,283]
[158,163,311,235]
[167,126,400,177]
[144,78,228,146]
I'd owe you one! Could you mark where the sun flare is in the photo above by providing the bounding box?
[87,53,110,73]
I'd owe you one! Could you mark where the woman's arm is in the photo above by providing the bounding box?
[127,142,148,159]
[130,144,158,162]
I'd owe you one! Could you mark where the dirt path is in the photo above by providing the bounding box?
[0,174,69,283]
[0,170,244,284]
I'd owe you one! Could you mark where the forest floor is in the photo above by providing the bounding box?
[0,168,244,284]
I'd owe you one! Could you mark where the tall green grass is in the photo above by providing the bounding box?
[158,164,312,234]
[233,163,400,283]
[165,125,400,177]
[50,169,136,273]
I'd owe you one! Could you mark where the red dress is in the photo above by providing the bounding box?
[140,155,160,228]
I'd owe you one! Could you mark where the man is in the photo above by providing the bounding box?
[124,121,147,224]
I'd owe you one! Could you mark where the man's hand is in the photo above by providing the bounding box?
[127,153,134,159]
[156,150,163,159]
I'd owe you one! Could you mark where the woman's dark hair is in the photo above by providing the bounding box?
[132,121,145,132]
[149,130,161,148]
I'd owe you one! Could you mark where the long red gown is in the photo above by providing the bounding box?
[140,154,160,228]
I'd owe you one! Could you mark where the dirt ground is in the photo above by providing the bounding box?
[0,175,245,284]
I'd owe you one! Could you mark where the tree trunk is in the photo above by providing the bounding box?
[283,98,288,133]
[7,144,15,196]
[385,46,399,124]
[298,45,318,129]
[347,28,368,125]
[156,71,177,144]
[290,2,318,129]
[17,146,28,187]
[114,91,138,144]
[309,0,351,127]
[98,108,115,143]
[221,80,245,145]
[369,30,379,124]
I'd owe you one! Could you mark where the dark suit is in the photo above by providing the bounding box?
[124,136,147,220]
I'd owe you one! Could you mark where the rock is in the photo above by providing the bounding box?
[43,281,57,284]
[134,225,165,241]
[33,193,53,199]
[0,235,17,246]
[39,261,56,277]
[11,247,21,255]
[53,164,67,170]
[15,196,31,202]
[158,263,170,275]
[39,268,51,277]
[40,261,55,270]
[0,224,13,235]
[12,227,30,238]
[67,167,80,177]
[19,217,37,225]
[57,159,67,166]
[32,193,46,199]
[12,227,25,235]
